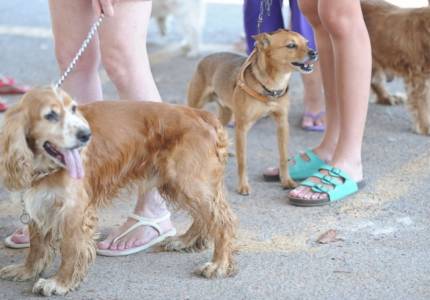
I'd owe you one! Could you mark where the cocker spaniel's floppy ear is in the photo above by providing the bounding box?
[0,102,33,190]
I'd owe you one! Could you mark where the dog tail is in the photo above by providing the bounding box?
[197,110,229,164]
[187,59,215,109]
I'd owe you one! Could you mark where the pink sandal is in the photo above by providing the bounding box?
[0,101,7,112]
[0,76,30,95]
[302,111,325,132]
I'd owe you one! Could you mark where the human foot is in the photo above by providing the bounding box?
[288,162,364,206]
[263,149,326,182]
[4,226,30,249]
[97,213,176,256]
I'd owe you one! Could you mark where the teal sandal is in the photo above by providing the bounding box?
[263,149,325,182]
[288,164,365,207]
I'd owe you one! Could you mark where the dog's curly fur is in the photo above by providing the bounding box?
[0,87,237,296]
[362,0,430,134]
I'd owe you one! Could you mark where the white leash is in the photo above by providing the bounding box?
[54,14,105,88]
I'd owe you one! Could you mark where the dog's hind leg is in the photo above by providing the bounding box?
[163,210,210,253]
[406,77,430,135]
[218,105,233,126]
[196,182,237,278]
[371,66,405,105]
[187,72,213,109]
[156,16,168,36]
[0,223,55,282]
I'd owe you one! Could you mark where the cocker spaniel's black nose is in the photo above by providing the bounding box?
[76,129,92,143]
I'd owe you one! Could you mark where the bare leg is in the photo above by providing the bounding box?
[95,1,172,251]
[49,0,103,102]
[301,63,325,129]
[290,0,371,201]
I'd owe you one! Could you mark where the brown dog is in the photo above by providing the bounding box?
[0,87,237,296]
[362,0,430,134]
[187,29,318,195]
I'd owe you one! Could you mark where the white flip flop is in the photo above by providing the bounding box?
[96,212,176,257]
[4,234,30,249]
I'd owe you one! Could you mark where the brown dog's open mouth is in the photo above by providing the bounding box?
[43,141,85,179]
[291,62,314,73]
[44,141,65,165]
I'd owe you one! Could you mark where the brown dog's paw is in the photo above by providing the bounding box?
[163,237,209,253]
[32,278,70,296]
[0,264,37,282]
[237,183,251,195]
[196,261,237,279]
[281,178,297,189]
[414,123,430,136]
[389,93,406,105]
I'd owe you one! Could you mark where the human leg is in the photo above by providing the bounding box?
[48,0,103,103]
[289,0,325,131]
[96,1,173,253]
[289,0,371,203]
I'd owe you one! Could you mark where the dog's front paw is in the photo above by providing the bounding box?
[237,183,251,196]
[414,123,430,135]
[281,178,297,189]
[0,264,37,281]
[196,261,237,279]
[32,278,69,296]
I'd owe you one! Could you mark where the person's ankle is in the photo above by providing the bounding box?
[313,145,334,163]
[331,159,363,182]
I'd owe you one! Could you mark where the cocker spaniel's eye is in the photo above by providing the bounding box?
[45,111,59,122]
[286,43,297,49]
[71,105,77,113]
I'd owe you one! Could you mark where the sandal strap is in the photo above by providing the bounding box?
[112,212,171,244]
[318,164,351,181]
[303,111,325,120]
[311,172,342,186]
[297,164,359,202]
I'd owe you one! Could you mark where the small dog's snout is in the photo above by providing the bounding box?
[308,49,318,60]
[76,129,92,143]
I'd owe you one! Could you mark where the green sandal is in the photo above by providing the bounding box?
[263,149,325,182]
[288,164,364,207]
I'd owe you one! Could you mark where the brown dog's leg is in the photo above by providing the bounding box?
[235,120,252,195]
[196,185,236,278]
[0,223,54,282]
[163,217,210,253]
[187,70,211,109]
[163,182,236,278]
[371,67,405,105]
[32,206,97,296]
[406,77,430,135]
[218,105,233,126]
[273,110,297,189]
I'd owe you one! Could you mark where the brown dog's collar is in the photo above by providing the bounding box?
[237,50,288,103]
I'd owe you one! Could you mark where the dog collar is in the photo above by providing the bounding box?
[261,84,288,98]
[237,49,288,103]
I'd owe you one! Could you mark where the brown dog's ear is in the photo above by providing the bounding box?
[252,32,271,50]
[0,103,33,190]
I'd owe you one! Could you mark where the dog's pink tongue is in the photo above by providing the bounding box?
[63,149,84,179]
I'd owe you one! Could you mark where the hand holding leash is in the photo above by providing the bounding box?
[92,0,119,16]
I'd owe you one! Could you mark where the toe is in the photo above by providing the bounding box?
[116,240,126,251]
